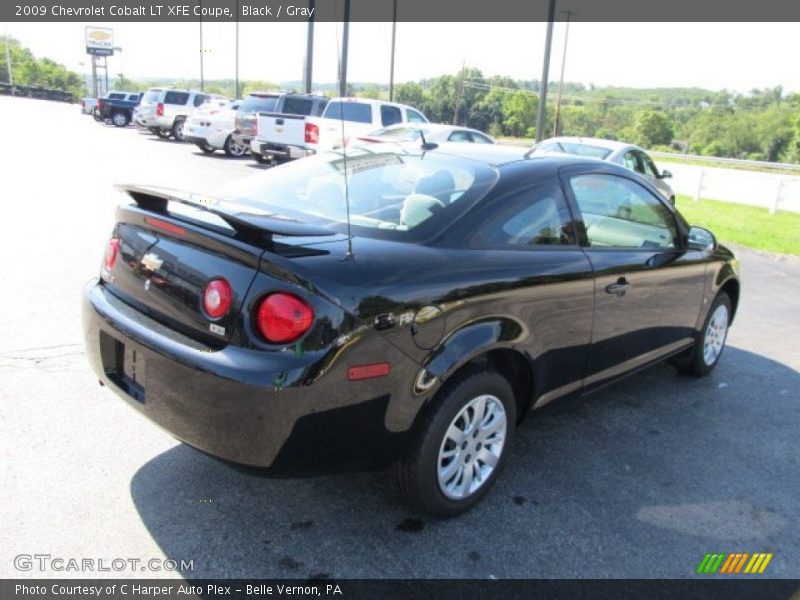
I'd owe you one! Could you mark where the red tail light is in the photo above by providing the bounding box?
[156,102,164,116]
[255,293,314,343]
[348,363,391,381]
[97,99,103,111]
[105,238,119,270]
[305,122,319,144]
[203,279,233,319]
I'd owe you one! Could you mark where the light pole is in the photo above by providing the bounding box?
[4,35,13,90]
[304,0,314,94]
[534,0,556,142]
[235,0,240,98]
[552,10,573,136]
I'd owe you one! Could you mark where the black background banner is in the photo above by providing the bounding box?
[4,0,800,22]
[3,579,800,600]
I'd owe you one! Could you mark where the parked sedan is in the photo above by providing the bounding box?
[83,144,738,517]
[530,136,676,204]
[185,100,249,157]
[354,123,495,146]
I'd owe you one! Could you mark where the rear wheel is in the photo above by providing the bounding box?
[196,141,215,153]
[394,367,516,518]
[223,135,248,157]
[673,292,731,376]
[111,111,129,127]
[172,118,186,141]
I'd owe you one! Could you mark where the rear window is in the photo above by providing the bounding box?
[215,147,496,241]
[108,93,126,100]
[164,91,190,105]
[282,96,314,116]
[239,95,278,113]
[324,101,373,124]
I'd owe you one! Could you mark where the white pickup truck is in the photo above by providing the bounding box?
[250,97,429,163]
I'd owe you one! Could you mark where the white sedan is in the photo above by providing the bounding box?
[184,100,249,157]
[353,123,495,146]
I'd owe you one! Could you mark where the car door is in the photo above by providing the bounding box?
[460,178,595,406]
[562,167,707,388]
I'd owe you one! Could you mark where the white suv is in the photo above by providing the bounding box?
[138,89,218,141]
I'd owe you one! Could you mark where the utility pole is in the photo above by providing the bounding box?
[453,59,465,125]
[553,9,573,137]
[389,0,397,101]
[534,0,556,142]
[339,0,350,97]
[304,0,314,93]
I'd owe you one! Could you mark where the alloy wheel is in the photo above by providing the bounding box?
[437,394,507,500]
[703,304,729,366]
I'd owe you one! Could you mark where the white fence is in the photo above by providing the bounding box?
[656,160,800,214]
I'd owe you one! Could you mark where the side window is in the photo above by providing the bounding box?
[406,108,427,123]
[448,130,472,143]
[639,153,659,178]
[569,174,677,249]
[381,105,403,127]
[193,94,207,107]
[469,182,575,248]
[471,132,493,144]
[623,151,639,172]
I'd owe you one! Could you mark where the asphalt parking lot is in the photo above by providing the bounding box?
[1,95,799,580]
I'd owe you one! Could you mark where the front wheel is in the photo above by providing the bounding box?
[674,292,732,376]
[394,368,516,518]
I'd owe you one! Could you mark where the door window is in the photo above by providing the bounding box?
[469,182,575,248]
[569,174,677,249]
[380,105,403,127]
[406,108,427,123]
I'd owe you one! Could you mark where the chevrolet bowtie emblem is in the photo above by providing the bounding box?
[141,253,164,272]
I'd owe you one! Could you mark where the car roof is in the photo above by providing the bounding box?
[542,136,637,152]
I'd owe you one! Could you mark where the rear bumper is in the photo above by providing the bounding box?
[250,140,314,160]
[82,280,414,470]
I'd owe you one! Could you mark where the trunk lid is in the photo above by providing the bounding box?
[104,185,337,346]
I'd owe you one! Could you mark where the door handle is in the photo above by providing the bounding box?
[605,277,630,297]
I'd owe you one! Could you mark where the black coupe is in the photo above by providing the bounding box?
[83,143,740,517]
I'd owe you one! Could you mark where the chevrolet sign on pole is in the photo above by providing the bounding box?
[85,27,114,56]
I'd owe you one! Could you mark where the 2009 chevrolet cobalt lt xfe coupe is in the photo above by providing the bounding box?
[83,143,740,517]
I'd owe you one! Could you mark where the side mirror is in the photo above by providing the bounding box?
[686,226,716,251]
[660,169,673,179]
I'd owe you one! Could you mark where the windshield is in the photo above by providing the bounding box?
[214,146,497,241]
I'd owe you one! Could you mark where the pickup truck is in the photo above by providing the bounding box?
[250,97,428,163]
[97,92,142,127]
[232,92,328,162]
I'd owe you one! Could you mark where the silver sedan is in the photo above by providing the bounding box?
[530,136,676,204]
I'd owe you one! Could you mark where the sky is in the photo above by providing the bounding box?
[4,21,800,94]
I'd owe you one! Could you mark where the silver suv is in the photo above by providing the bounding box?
[138,89,214,141]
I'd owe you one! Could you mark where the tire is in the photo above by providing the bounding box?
[251,151,269,164]
[673,292,732,377]
[196,141,215,153]
[111,111,129,127]
[223,135,248,157]
[393,367,516,518]
[92,108,102,122]
[155,129,171,139]
[171,118,186,141]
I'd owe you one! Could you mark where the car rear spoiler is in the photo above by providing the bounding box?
[117,184,337,240]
